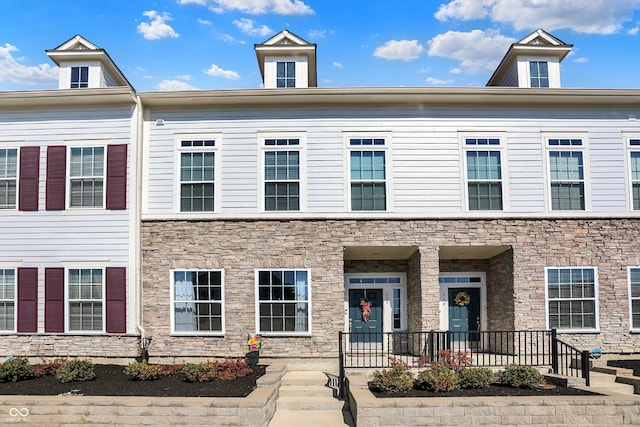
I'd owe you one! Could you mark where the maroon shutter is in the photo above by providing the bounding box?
[106,144,127,210]
[106,267,126,333]
[17,268,38,333]
[46,146,66,211]
[44,268,64,333]
[18,147,40,211]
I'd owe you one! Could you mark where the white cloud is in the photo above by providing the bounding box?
[332,62,343,68]
[373,40,424,61]
[197,18,212,25]
[428,29,515,73]
[425,77,454,85]
[307,29,333,40]
[0,43,58,86]
[573,57,589,63]
[137,11,179,40]
[629,25,640,35]
[435,0,640,34]
[204,64,240,80]
[183,0,314,15]
[233,18,272,36]
[156,79,199,91]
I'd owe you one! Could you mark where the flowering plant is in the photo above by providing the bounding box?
[247,334,263,352]
[360,298,371,322]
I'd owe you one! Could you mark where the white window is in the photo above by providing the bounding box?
[68,268,104,332]
[349,137,387,211]
[70,66,89,88]
[0,269,15,331]
[464,138,503,210]
[178,139,216,212]
[69,146,104,207]
[0,149,17,209]
[263,138,300,211]
[546,267,598,331]
[629,139,640,210]
[547,138,585,210]
[529,61,549,88]
[276,61,296,88]
[172,270,224,334]
[629,267,640,331]
[257,269,310,334]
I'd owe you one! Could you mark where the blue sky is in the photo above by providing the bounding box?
[1,0,639,91]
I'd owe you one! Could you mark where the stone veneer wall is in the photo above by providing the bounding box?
[0,335,140,359]
[141,218,640,358]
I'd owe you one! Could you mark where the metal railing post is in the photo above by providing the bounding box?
[338,331,345,399]
[581,350,590,386]
[550,328,558,374]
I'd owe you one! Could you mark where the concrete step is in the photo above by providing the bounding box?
[277,396,345,411]
[268,408,352,427]
[280,371,331,386]
[278,384,334,398]
[589,372,635,395]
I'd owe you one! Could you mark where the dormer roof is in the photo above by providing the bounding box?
[487,29,572,87]
[46,35,133,89]
[254,30,317,87]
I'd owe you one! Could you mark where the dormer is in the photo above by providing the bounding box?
[46,35,132,90]
[254,30,317,88]
[487,29,572,88]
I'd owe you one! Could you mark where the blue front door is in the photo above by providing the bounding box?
[349,288,383,343]
[448,288,481,341]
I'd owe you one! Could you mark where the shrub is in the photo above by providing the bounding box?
[182,361,217,383]
[183,358,254,382]
[458,367,495,389]
[55,359,96,383]
[415,366,459,392]
[123,362,163,381]
[32,358,66,377]
[497,365,542,389]
[431,350,473,371]
[370,358,414,393]
[0,357,34,382]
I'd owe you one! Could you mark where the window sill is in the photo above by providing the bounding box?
[170,332,225,337]
[258,332,312,337]
[554,329,600,334]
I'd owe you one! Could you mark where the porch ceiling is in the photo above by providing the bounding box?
[439,245,511,260]
[344,246,418,260]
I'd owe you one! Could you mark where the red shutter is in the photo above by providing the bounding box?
[46,146,66,211]
[106,145,127,210]
[18,147,40,211]
[106,267,126,333]
[17,268,38,333]
[45,268,64,333]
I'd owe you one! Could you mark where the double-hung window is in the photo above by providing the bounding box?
[276,61,296,88]
[464,138,503,210]
[70,147,104,207]
[529,61,549,88]
[70,66,89,88]
[0,149,17,209]
[68,268,104,332]
[629,139,640,210]
[257,269,310,334]
[546,267,598,331]
[547,138,585,210]
[0,269,15,331]
[629,267,640,330]
[349,138,387,211]
[172,270,224,334]
[264,138,300,211]
[179,139,215,212]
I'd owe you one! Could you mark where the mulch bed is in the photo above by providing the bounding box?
[0,364,266,397]
[370,383,601,398]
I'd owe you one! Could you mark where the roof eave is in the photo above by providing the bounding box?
[0,87,137,109]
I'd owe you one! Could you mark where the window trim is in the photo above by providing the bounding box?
[0,147,18,211]
[628,266,640,332]
[345,133,392,212]
[67,144,107,209]
[543,134,590,212]
[0,268,16,332]
[174,134,220,214]
[255,268,312,336]
[258,133,305,213]
[529,60,549,88]
[65,267,106,334]
[626,136,640,211]
[461,136,507,212]
[170,269,225,336]
[545,266,599,332]
[70,66,89,89]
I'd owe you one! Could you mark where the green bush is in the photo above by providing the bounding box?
[458,367,495,389]
[370,359,414,393]
[182,361,217,383]
[415,366,459,392]
[123,362,162,381]
[0,357,34,382]
[32,358,66,377]
[55,359,96,383]
[497,365,542,389]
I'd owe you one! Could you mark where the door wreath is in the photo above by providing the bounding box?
[360,298,371,322]
[453,291,471,306]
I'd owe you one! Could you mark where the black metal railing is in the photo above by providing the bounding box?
[338,329,590,398]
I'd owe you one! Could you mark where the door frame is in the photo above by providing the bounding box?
[439,272,487,337]
[344,273,407,336]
